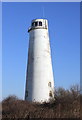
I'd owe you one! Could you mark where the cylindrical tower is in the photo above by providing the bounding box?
[25,19,54,103]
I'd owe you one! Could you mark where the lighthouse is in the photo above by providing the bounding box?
[25,19,55,103]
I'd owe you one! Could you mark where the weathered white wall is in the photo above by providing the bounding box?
[25,19,54,103]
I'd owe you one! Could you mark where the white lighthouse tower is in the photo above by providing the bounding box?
[25,19,54,103]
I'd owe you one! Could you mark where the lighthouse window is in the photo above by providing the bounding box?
[32,22,34,27]
[26,91,28,97]
[39,21,42,26]
[49,91,53,97]
[35,22,38,26]
[48,82,51,87]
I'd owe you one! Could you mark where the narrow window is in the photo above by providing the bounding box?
[26,91,28,97]
[39,21,42,26]
[32,22,34,27]
[35,22,38,26]
[48,82,51,87]
[49,91,52,97]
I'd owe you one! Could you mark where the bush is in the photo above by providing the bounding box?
[2,85,80,118]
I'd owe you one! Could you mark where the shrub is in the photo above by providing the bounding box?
[2,85,80,118]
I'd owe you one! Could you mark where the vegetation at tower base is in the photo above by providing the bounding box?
[2,85,81,118]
